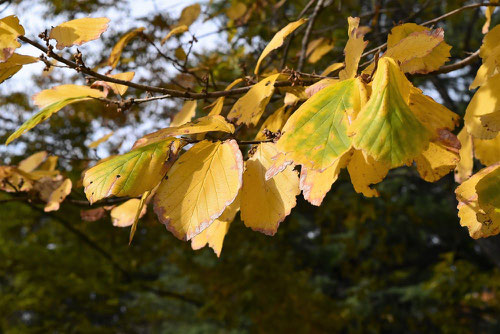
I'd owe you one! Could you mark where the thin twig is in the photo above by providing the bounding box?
[297,0,325,71]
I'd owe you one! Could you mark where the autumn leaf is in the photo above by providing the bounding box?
[350,57,432,168]
[208,78,244,116]
[154,140,243,241]
[471,25,500,88]
[455,129,474,183]
[227,73,281,126]
[277,78,367,171]
[474,133,500,166]
[254,18,307,75]
[107,27,145,69]
[88,132,114,149]
[83,138,182,204]
[176,3,201,28]
[465,72,500,139]
[306,38,335,64]
[129,190,151,244]
[300,150,352,206]
[170,100,197,127]
[482,0,499,33]
[161,25,188,45]
[0,53,37,84]
[49,17,110,49]
[321,62,344,76]
[414,140,460,183]
[92,72,135,96]
[111,198,147,227]
[339,17,368,80]
[255,106,291,141]
[134,115,234,149]
[191,194,240,257]
[347,150,389,197]
[44,178,72,212]
[456,163,500,239]
[241,143,299,235]
[0,15,25,62]
[18,151,48,172]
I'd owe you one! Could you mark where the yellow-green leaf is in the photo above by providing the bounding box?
[277,78,367,171]
[133,115,234,149]
[227,73,280,126]
[254,18,307,75]
[83,138,181,204]
[241,143,299,235]
[0,15,24,62]
[49,17,110,50]
[350,57,432,167]
[154,140,243,240]
[176,3,201,28]
[107,27,145,69]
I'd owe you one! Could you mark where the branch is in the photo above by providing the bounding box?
[18,36,315,100]
[297,0,325,71]
[428,50,480,75]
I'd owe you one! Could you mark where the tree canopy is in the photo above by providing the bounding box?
[1,0,500,332]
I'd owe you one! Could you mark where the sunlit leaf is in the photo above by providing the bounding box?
[0,15,24,62]
[227,73,280,126]
[161,25,188,45]
[455,128,473,183]
[18,151,47,172]
[154,140,243,240]
[474,133,500,166]
[0,53,37,84]
[350,57,432,167]
[191,194,240,257]
[414,140,459,183]
[134,115,234,148]
[277,78,367,171]
[129,190,150,243]
[321,62,344,76]
[241,143,299,235]
[255,105,291,140]
[111,198,147,227]
[44,178,72,212]
[33,84,106,108]
[93,71,135,96]
[49,17,110,49]
[88,132,114,149]
[471,25,500,88]
[339,17,367,80]
[107,27,145,69]
[306,38,334,64]
[170,100,197,127]
[482,0,499,33]
[456,163,500,239]
[208,78,244,116]
[254,18,307,75]
[83,138,182,204]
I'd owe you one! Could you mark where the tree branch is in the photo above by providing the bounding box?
[297,0,325,71]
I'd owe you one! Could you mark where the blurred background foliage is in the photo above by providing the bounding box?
[1,0,500,332]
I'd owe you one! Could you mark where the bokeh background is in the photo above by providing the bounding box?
[1,0,500,332]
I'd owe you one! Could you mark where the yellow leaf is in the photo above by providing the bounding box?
[129,190,150,244]
[254,18,307,75]
[281,86,307,106]
[482,0,499,33]
[0,166,33,192]
[471,25,500,88]
[339,17,368,80]
[320,62,344,76]
[88,132,113,149]
[44,178,72,212]
[18,151,47,172]
[208,78,244,116]
[264,151,293,180]
[176,3,201,28]
[83,138,182,204]
[304,78,339,97]
[465,72,500,139]
[455,128,474,183]
[107,27,145,69]
[350,57,432,167]
[49,17,109,50]
[474,133,500,166]
[191,194,240,257]
[414,141,460,183]
[0,53,37,84]
[384,25,450,74]
[480,110,500,133]
[133,115,234,148]
[108,71,135,95]
[0,15,24,62]
[255,106,291,140]
[33,84,105,108]
[347,150,389,197]
[227,73,280,126]
[300,150,352,206]
[161,25,188,45]
[154,140,243,240]
[456,163,500,239]
[306,38,334,64]
[111,198,147,227]
[408,87,459,134]
[39,156,59,172]
[241,143,299,235]
[170,100,197,127]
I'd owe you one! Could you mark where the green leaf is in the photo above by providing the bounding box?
[277,78,366,170]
